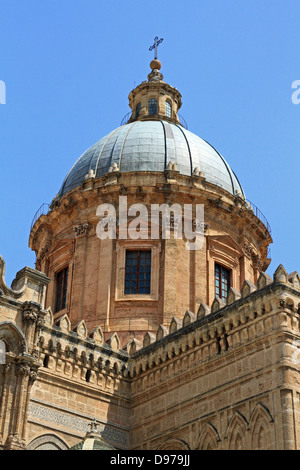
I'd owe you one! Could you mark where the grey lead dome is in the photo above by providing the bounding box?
[58,120,244,198]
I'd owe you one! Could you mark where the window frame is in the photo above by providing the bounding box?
[125,249,152,295]
[115,241,160,301]
[215,263,231,300]
[165,100,172,118]
[136,102,141,118]
[148,98,158,115]
[54,266,69,313]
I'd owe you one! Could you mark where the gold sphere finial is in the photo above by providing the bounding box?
[150,59,161,71]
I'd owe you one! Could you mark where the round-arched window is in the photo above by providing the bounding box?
[148,98,157,115]
[165,101,172,118]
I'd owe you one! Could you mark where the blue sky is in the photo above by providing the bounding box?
[0,0,300,285]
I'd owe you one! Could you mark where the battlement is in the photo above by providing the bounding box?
[127,265,300,377]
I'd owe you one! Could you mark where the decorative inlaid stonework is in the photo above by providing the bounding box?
[28,399,129,446]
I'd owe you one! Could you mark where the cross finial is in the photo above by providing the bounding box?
[149,36,163,59]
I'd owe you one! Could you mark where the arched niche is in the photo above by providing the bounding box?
[197,423,220,450]
[157,438,190,451]
[0,321,27,356]
[27,433,69,450]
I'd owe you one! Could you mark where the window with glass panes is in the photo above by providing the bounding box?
[55,267,69,312]
[215,263,230,300]
[136,102,141,118]
[125,250,151,294]
[148,98,157,115]
[165,101,172,118]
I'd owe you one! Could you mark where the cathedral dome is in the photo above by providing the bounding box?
[58,120,244,199]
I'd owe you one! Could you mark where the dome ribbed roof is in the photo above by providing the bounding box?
[58,120,244,198]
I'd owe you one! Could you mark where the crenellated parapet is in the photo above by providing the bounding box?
[37,309,129,395]
[127,265,300,380]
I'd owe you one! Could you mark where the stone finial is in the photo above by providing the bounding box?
[44,307,53,326]
[227,288,241,305]
[288,271,300,290]
[56,313,71,332]
[84,169,95,180]
[183,310,196,327]
[211,297,226,313]
[150,58,161,71]
[90,326,104,345]
[273,264,288,283]
[74,320,88,339]
[143,332,156,348]
[197,303,211,320]
[109,162,119,172]
[257,272,273,290]
[126,338,142,355]
[106,333,120,351]
[156,324,169,341]
[241,280,257,298]
[169,317,183,334]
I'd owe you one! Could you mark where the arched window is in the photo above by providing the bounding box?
[55,266,69,313]
[136,102,141,118]
[0,340,6,364]
[148,98,157,115]
[165,101,172,118]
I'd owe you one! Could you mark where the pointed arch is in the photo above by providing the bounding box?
[197,422,220,450]
[27,433,69,450]
[157,438,190,451]
[250,403,274,450]
[226,411,249,450]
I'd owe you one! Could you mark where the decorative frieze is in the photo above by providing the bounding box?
[28,399,129,447]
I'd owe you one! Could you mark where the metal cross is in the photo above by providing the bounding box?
[149,36,164,59]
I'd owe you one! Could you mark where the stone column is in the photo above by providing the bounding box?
[0,363,12,446]
[3,356,39,450]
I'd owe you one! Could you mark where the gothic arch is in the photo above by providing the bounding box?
[27,433,69,450]
[0,321,27,356]
[197,423,220,450]
[226,411,249,450]
[250,403,274,450]
[157,439,190,451]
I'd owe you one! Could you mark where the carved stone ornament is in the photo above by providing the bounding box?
[36,243,51,270]
[16,363,30,377]
[28,369,38,384]
[36,316,45,331]
[23,309,38,323]
[243,241,263,272]
[74,223,90,238]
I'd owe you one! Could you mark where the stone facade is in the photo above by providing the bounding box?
[0,58,298,451]
[1,259,300,450]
